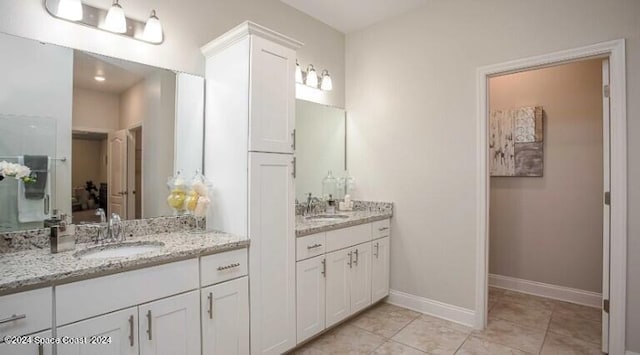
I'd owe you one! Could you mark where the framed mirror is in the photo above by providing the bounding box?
[0,31,204,232]
[295,99,347,201]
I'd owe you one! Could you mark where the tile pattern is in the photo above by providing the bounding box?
[292,290,603,354]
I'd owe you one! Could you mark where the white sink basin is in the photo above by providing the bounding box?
[75,242,165,260]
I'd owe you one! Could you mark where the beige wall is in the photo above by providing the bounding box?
[0,0,344,107]
[72,88,120,132]
[489,59,603,293]
[345,0,639,351]
[119,80,146,130]
[71,138,106,187]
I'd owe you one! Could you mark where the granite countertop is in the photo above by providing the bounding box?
[0,231,249,294]
[296,209,392,237]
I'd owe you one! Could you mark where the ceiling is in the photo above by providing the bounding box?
[73,51,157,94]
[280,0,428,33]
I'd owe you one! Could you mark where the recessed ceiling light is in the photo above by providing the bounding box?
[94,76,106,82]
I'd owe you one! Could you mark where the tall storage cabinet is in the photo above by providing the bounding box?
[201,22,302,355]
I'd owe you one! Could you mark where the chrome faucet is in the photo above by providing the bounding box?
[305,193,321,215]
[92,209,124,243]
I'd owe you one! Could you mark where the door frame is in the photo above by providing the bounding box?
[474,39,627,354]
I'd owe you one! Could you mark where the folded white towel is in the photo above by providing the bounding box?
[17,156,51,223]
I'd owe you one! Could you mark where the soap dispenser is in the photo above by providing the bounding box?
[50,213,75,253]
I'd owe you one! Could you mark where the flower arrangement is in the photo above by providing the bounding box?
[0,161,37,183]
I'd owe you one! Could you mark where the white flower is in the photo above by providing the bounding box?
[0,161,32,179]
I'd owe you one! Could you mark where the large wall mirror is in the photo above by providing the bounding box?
[0,32,204,232]
[295,99,347,201]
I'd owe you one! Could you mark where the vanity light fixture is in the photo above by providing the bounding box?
[295,60,304,84]
[56,0,83,21]
[103,0,127,33]
[94,75,106,82]
[44,0,164,45]
[142,10,163,44]
[296,60,333,91]
[320,70,333,91]
[305,64,318,88]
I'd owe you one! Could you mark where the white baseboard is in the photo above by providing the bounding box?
[626,351,640,355]
[387,289,476,328]
[489,274,602,308]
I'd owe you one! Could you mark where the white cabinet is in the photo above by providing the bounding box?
[249,152,296,354]
[325,248,353,327]
[249,35,296,154]
[0,288,52,338]
[138,291,200,355]
[296,255,326,343]
[350,243,372,314]
[201,276,249,355]
[202,22,301,355]
[0,330,52,355]
[372,237,391,303]
[57,308,138,355]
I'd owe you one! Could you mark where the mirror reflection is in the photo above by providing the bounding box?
[295,100,347,201]
[0,32,204,232]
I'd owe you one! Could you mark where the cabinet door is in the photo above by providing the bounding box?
[57,308,137,355]
[0,330,52,355]
[325,249,351,327]
[371,237,391,303]
[249,152,296,354]
[350,243,372,314]
[201,277,249,355]
[139,291,200,355]
[296,255,326,343]
[249,35,296,154]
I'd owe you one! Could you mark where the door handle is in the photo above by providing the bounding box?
[353,248,359,265]
[128,315,134,347]
[146,310,152,340]
[291,129,296,150]
[321,258,326,277]
[207,292,214,319]
[292,157,296,178]
[374,242,379,258]
[348,251,353,268]
[38,344,43,355]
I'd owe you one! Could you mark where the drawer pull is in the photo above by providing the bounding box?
[378,227,389,231]
[374,242,379,258]
[353,248,359,265]
[128,315,134,347]
[0,314,26,324]
[321,258,326,277]
[146,310,152,340]
[217,263,241,271]
[307,243,323,250]
[207,292,214,319]
[348,251,353,268]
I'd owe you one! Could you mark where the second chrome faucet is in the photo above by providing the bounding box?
[94,208,125,244]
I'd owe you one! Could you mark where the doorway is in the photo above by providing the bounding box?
[475,40,627,355]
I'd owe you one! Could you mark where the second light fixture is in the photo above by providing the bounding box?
[296,60,332,91]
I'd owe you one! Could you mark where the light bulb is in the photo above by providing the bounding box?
[143,10,163,43]
[295,60,303,84]
[305,64,318,88]
[94,75,106,82]
[57,0,83,21]
[320,70,333,91]
[104,0,126,33]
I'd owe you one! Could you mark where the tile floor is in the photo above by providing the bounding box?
[292,288,603,354]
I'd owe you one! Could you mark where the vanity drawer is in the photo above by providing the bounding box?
[296,232,326,261]
[0,288,52,338]
[372,219,391,239]
[325,223,371,253]
[200,248,248,287]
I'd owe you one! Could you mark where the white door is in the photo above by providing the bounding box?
[296,255,326,343]
[249,36,296,154]
[139,291,200,355]
[350,243,372,314]
[325,249,351,327]
[248,152,296,354]
[57,308,137,355]
[601,58,611,353]
[108,129,129,217]
[372,237,391,303]
[0,330,52,355]
[201,277,249,355]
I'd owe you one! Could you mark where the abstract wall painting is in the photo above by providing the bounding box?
[490,106,543,177]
